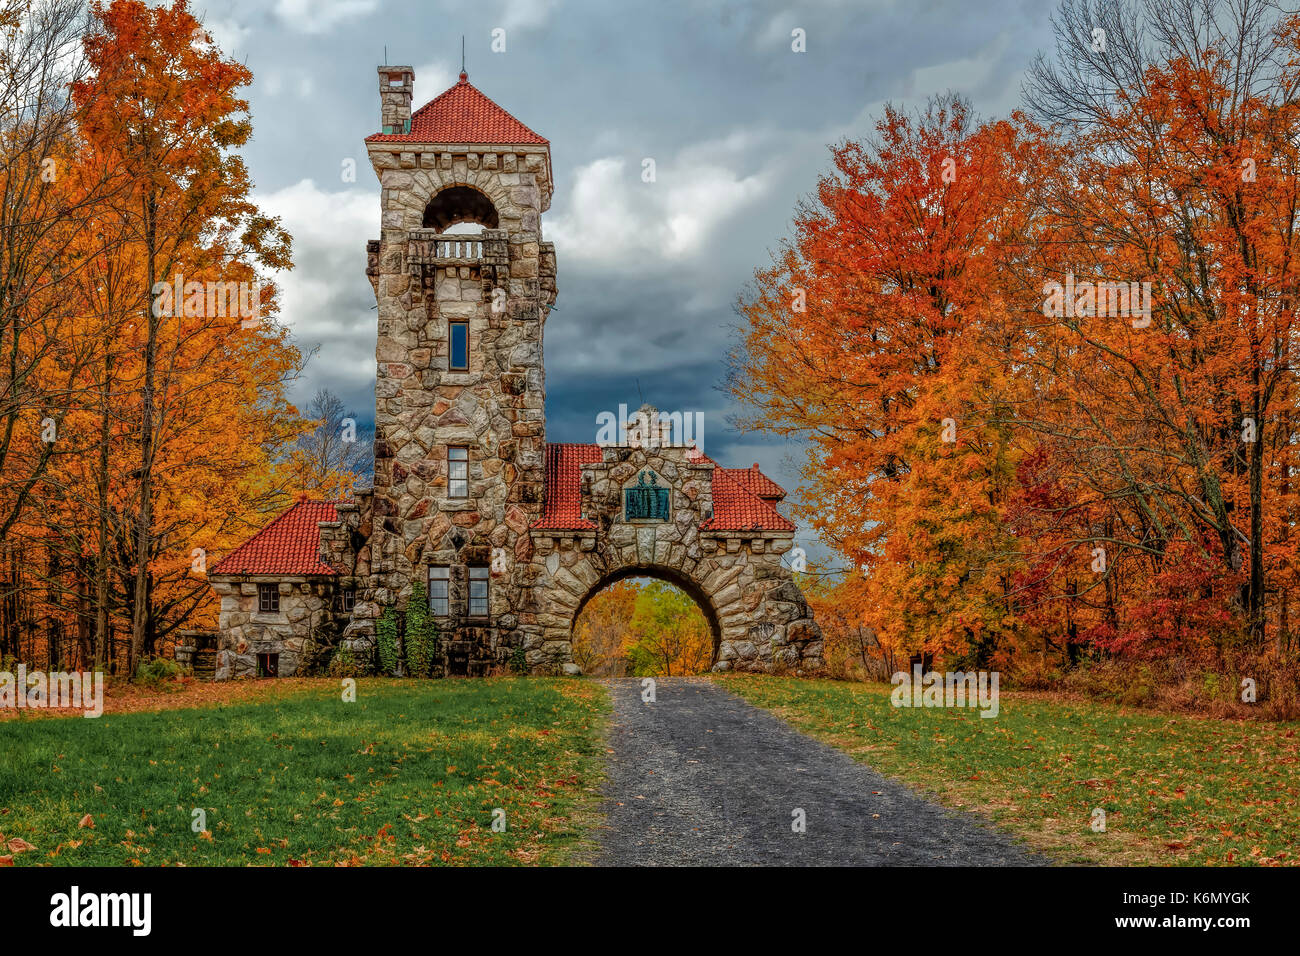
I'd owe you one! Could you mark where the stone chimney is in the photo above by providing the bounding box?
[378,66,413,134]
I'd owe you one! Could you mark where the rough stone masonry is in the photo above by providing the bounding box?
[208,65,823,679]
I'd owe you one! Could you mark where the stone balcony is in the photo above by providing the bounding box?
[405,228,508,271]
[362,228,555,311]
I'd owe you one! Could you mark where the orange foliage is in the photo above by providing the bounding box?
[1,1,312,670]
[734,8,1300,689]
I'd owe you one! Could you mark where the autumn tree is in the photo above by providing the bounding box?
[733,0,1300,690]
[625,581,714,677]
[1018,0,1300,654]
[572,579,639,676]
[0,0,118,660]
[730,94,1050,667]
[66,0,296,670]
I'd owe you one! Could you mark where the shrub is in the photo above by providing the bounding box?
[134,656,189,688]
[328,642,370,678]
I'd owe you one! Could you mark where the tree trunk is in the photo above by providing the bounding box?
[130,193,158,676]
[1249,409,1265,645]
[94,350,114,668]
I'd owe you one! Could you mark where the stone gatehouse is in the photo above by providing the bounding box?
[207,66,823,679]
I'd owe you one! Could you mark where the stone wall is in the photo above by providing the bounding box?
[211,578,340,679]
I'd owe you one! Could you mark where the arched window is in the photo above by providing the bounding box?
[422,185,499,231]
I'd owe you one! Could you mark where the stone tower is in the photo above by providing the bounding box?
[345,66,557,675]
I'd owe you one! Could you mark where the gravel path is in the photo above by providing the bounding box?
[590,677,1045,866]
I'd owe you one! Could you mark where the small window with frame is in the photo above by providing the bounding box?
[429,566,450,617]
[258,583,280,614]
[468,566,489,618]
[449,319,469,370]
[448,446,468,498]
[335,587,355,613]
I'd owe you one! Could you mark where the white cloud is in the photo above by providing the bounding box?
[412,61,457,106]
[274,0,379,34]
[255,179,379,399]
[549,134,777,271]
[202,17,251,55]
[500,0,560,32]
[756,11,797,51]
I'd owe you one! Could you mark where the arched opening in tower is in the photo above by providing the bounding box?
[422,185,499,231]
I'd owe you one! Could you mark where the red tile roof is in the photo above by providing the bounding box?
[210,499,342,576]
[365,73,548,145]
[533,443,603,530]
[532,443,794,533]
[700,466,795,532]
[721,464,786,501]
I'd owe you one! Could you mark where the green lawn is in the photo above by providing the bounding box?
[721,675,1300,866]
[0,678,608,866]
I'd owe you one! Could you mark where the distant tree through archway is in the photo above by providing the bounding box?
[573,575,716,677]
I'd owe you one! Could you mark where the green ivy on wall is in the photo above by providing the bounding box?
[405,581,440,678]
[376,605,399,676]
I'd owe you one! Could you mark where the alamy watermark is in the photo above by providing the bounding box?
[152,273,261,327]
[891,664,1000,718]
[1042,272,1152,328]
[50,886,150,936]
[0,665,104,717]
[595,403,704,457]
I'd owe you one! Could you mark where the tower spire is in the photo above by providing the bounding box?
[460,35,467,83]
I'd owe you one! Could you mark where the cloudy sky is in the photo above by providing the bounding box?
[202,0,1060,561]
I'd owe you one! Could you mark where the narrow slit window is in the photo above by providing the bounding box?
[468,566,489,618]
[449,320,469,370]
[429,566,450,616]
[448,446,468,498]
[258,584,280,614]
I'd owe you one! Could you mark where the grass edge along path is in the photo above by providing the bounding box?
[0,677,609,867]
[719,675,1299,866]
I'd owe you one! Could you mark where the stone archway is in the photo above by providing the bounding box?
[522,413,825,676]
[570,564,724,672]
